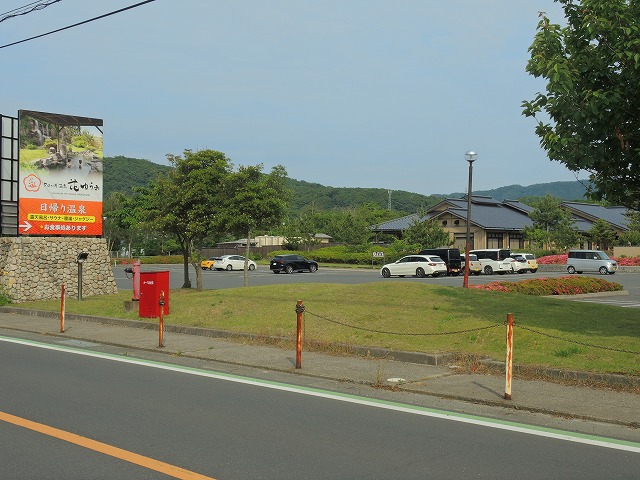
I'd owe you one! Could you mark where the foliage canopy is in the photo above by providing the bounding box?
[522,0,640,210]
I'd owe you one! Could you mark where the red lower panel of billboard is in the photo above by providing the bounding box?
[19,198,103,236]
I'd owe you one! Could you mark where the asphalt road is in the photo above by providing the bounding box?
[113,264,640,304]
[1,338,638,479]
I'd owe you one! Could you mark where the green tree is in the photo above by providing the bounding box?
[143,149,232,290]
[522,1,640,209]
[527,195,568,249]
[522,226,548,250]
[618,212,640,245]
[327,208,372,245]
[588,219,617,250]
[551,217,584,250]
[223,164,290,286]
[281,213,320,251]
[403,212,451,249]
[104,191,150,257]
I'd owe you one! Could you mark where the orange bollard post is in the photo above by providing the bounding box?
[60,284,65,333]
[295,300,304,369]
[505,313,514,400]
[158,291,165,348]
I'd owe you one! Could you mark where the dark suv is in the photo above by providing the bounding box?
[418,248,462,276]
[270,254,319,274]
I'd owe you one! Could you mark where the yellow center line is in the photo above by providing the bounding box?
[0,411,216,480]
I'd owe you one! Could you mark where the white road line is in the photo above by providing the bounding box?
[1,335,638,454]
[575,299,640,308]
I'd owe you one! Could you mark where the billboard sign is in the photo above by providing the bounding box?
[18,110,103,236]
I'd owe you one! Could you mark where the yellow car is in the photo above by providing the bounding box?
[200,256,218,270]
[201,255,257,271]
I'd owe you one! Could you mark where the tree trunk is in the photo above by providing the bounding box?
[191,239,203,291]
[182,249,191,289]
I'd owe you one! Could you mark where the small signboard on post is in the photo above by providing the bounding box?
[372,251,384,268]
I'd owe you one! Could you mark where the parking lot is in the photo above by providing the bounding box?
[112,263,640,307]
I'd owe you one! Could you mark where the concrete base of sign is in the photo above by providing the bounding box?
[0,237,117,303]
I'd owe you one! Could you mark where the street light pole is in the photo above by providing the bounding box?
[463,151,477,288]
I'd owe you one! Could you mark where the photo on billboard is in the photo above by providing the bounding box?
[18,110,103,236]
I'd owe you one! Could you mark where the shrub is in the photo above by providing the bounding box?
[0,285,12,305]
[469,276,623,295]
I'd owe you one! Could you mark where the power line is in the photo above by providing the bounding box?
[0,1,62,23]
[0,0,157,49]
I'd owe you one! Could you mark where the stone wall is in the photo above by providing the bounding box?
[0,237,117,303]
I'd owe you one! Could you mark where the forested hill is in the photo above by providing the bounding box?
[285,178,444,213]
[103,156,170,198]
[103,155,591,214]
[454,181,590,202]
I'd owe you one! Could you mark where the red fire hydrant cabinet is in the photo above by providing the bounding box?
[139,271,170,318]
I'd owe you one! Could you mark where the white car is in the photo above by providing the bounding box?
[204,255,256,271]
[381,255,448,278]
[461,253,482,275]
[508,254,532,273]
[511,252,538,273]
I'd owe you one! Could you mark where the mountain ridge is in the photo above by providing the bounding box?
[103,156,590,214]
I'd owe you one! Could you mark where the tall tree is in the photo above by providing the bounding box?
[403,211,451,249]
[223,164,289,286]
[618,211,640,245]
[144,149,232,290]
[527,195,568,249]
[588,218,617,250]
[522,1,640,210]
[104,191,149,257]
[551,216,584,250]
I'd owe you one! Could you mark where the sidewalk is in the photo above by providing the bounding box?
[0,308,638,432]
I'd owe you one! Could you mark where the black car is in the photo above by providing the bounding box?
[418,248,462,276]
[270,254,318,274]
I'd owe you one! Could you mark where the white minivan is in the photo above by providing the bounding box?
[470,249,513,275]
[566,250,617,275]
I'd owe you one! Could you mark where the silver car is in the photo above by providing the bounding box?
[566,250,617,275]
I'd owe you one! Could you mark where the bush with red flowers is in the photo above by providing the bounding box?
[536,254,568,264]
[469,276,624,295]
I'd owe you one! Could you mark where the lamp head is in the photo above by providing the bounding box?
[464,150,478,163]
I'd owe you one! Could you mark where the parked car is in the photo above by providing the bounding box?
[201,257,218,270]
[470,249,513,275]
[380,255,448,278]
[510,252,538,273]
[201,255,256,271]
[418,248,462,276]
[566,250,617,275]
[270,254,318,274]
[460,253,482,275]
[508,254,529,273]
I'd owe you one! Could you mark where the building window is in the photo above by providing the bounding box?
[487,233,503,249]
[442,220,447,226]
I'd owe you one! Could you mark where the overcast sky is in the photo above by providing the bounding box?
[1,0,577,195]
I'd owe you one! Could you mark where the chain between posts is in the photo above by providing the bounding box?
[516,324,640,355]
[304,309,503,336]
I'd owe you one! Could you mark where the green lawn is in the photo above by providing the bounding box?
[11,283,640,376]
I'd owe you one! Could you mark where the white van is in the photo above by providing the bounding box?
[566,250,617,275]
[470,249,513,275]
